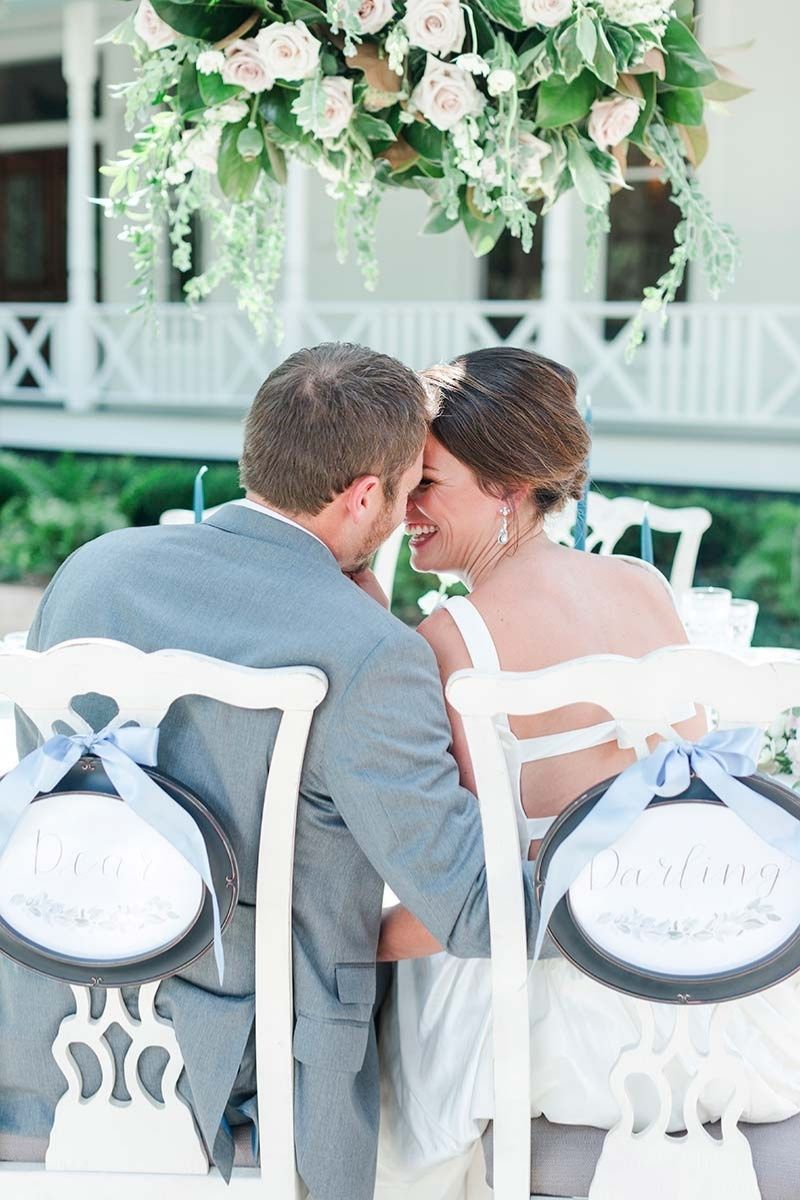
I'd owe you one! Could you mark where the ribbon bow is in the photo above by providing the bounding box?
[0,725,224,983]
[533,725,798,968]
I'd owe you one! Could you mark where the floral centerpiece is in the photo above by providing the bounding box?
[760,710,800,793]
[102,0,746,338]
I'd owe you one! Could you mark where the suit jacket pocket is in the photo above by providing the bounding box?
[293,1012,370,1073]
[335,963,376,1007]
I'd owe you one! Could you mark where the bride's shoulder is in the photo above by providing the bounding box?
[417,605,473,674]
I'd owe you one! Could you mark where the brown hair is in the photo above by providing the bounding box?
[240,342,434,515]
[423,347,588,516]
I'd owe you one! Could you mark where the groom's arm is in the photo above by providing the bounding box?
[320,627,542,959]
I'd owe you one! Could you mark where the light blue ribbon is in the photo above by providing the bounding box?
[534,726,798,967]
[0,725,225,983]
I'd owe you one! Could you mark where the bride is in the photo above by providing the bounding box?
[372,347,800,1199]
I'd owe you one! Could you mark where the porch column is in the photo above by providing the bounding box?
[539,193,574,363]
[283,161,308,352]
[62,0,98,411]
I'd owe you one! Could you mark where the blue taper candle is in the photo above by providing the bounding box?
[574,396,592,551]
[640,501,654,564]
[193,465,208,524]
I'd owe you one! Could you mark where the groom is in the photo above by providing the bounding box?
[10,343,544,1199]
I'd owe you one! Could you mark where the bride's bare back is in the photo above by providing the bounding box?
[419,535,699,829]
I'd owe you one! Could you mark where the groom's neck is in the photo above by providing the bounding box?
[245,491,340,561]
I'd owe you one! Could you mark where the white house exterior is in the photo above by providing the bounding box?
[1,0,799,489]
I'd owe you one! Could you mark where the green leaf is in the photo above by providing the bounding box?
[536,70,597,128]
[177,60,204,117]
[557,22,584,84]
[566,132,609,209]
[591,22,618,87]
[217,120,262,201]
[260,87,305,144]
[660,86,704,127]
[472,0,525,33]
[662,18,717,89]
[460,202,506,256]
[422,203,460,235]
[283,0,326,20]
[198,71,242,107]
[262,135,288,184]
[150,0,247,41]
[471,7,498,54]
[575,12,596,63]
[674,0,695,29]
[403,121,446,163]
[606,25,635,71]
[629,71,656,145]
[354,113,397,142]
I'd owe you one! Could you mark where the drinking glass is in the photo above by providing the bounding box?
[727,599,759,651]
[680,587,732,647]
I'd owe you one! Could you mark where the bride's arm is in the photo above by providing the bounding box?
[378,608,478,962]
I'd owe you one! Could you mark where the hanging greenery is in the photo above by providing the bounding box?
[101,0,747,340]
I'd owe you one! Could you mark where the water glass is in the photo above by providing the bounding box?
[727,599,759,651]
[681,587,732,647]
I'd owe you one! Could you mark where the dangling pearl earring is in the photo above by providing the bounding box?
[497,504,511,546]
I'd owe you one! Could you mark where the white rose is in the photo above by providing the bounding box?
[410,55,484,131]
[312,76,355,141]
[196,49,226,75]
[519,0,573,28]
[222,39,274,93]
[179,124,222,173]
[209,99,251,123]
[133,0,176,51]
[602,0,673,26]
[768,714,789,738]
[787,739,800,769]
[487,68,516,96]
[517,129,550,182]
[404,0,465,57]
[588,94,640,149]
[255,21,321,82]
[357,0,395,34]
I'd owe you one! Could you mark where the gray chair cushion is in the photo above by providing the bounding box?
[483,1114,800,1199]
[0,1122,259,1169]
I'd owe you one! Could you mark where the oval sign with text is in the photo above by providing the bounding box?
[0,757,238,987]
[535,773,800,1003]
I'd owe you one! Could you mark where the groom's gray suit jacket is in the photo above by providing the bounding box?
[7,503,544,1199]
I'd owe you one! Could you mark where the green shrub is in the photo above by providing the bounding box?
[0,496,128,584]
[118,463,241,526]
[0,453,48,508]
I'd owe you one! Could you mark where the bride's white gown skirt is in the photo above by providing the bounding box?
[375,952,800,1199]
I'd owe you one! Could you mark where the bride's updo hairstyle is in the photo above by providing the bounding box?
[423,347,588,519]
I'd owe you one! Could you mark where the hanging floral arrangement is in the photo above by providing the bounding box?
[101,0,747,342]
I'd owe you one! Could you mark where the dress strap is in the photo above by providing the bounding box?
[442,596,501,672]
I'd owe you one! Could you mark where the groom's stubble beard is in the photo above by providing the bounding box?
[348,492,401,574]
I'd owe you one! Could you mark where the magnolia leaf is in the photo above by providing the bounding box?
[460,199,506,256]
[262,136,288,184]
[403,120,446,163]
[150,0,246,41]
[379,136,420,173]
[674,0,695,29]
[422,202,460,234]
[617,73,643,100]
[177,60,204,117]
[283,0,326,20]
[610,140,628,191]
[628,47,666,81]
[592,21,618,87]
[677,121,709,166]
[661,86,704,127]
[260,88,306,143]
[197,70,242,107]
[575,12,597,63]
[662,18,717,89]
[629,71,656,146]
[217,121,261,201]
[704,61,753,102]
[345,42,403,96]
[536,70,597,129]
[566,132,609,209]
[472,0,526,33]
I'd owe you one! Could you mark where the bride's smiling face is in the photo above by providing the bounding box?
[405,434,504,578]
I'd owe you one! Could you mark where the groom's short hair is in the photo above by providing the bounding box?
[240,343,433,515]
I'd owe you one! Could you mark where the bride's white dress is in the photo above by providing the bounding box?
[376,575,800,1199]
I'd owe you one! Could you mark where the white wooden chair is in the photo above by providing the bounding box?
[545,496,712,596]
[0,639,328,1198]
[446,646,800,1200]
[159,505,226,526]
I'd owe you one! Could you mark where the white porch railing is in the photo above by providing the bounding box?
[2,301,800,435]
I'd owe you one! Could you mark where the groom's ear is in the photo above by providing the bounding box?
[342,475,382,525]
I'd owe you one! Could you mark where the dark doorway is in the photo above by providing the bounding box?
[0,147,68,302]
